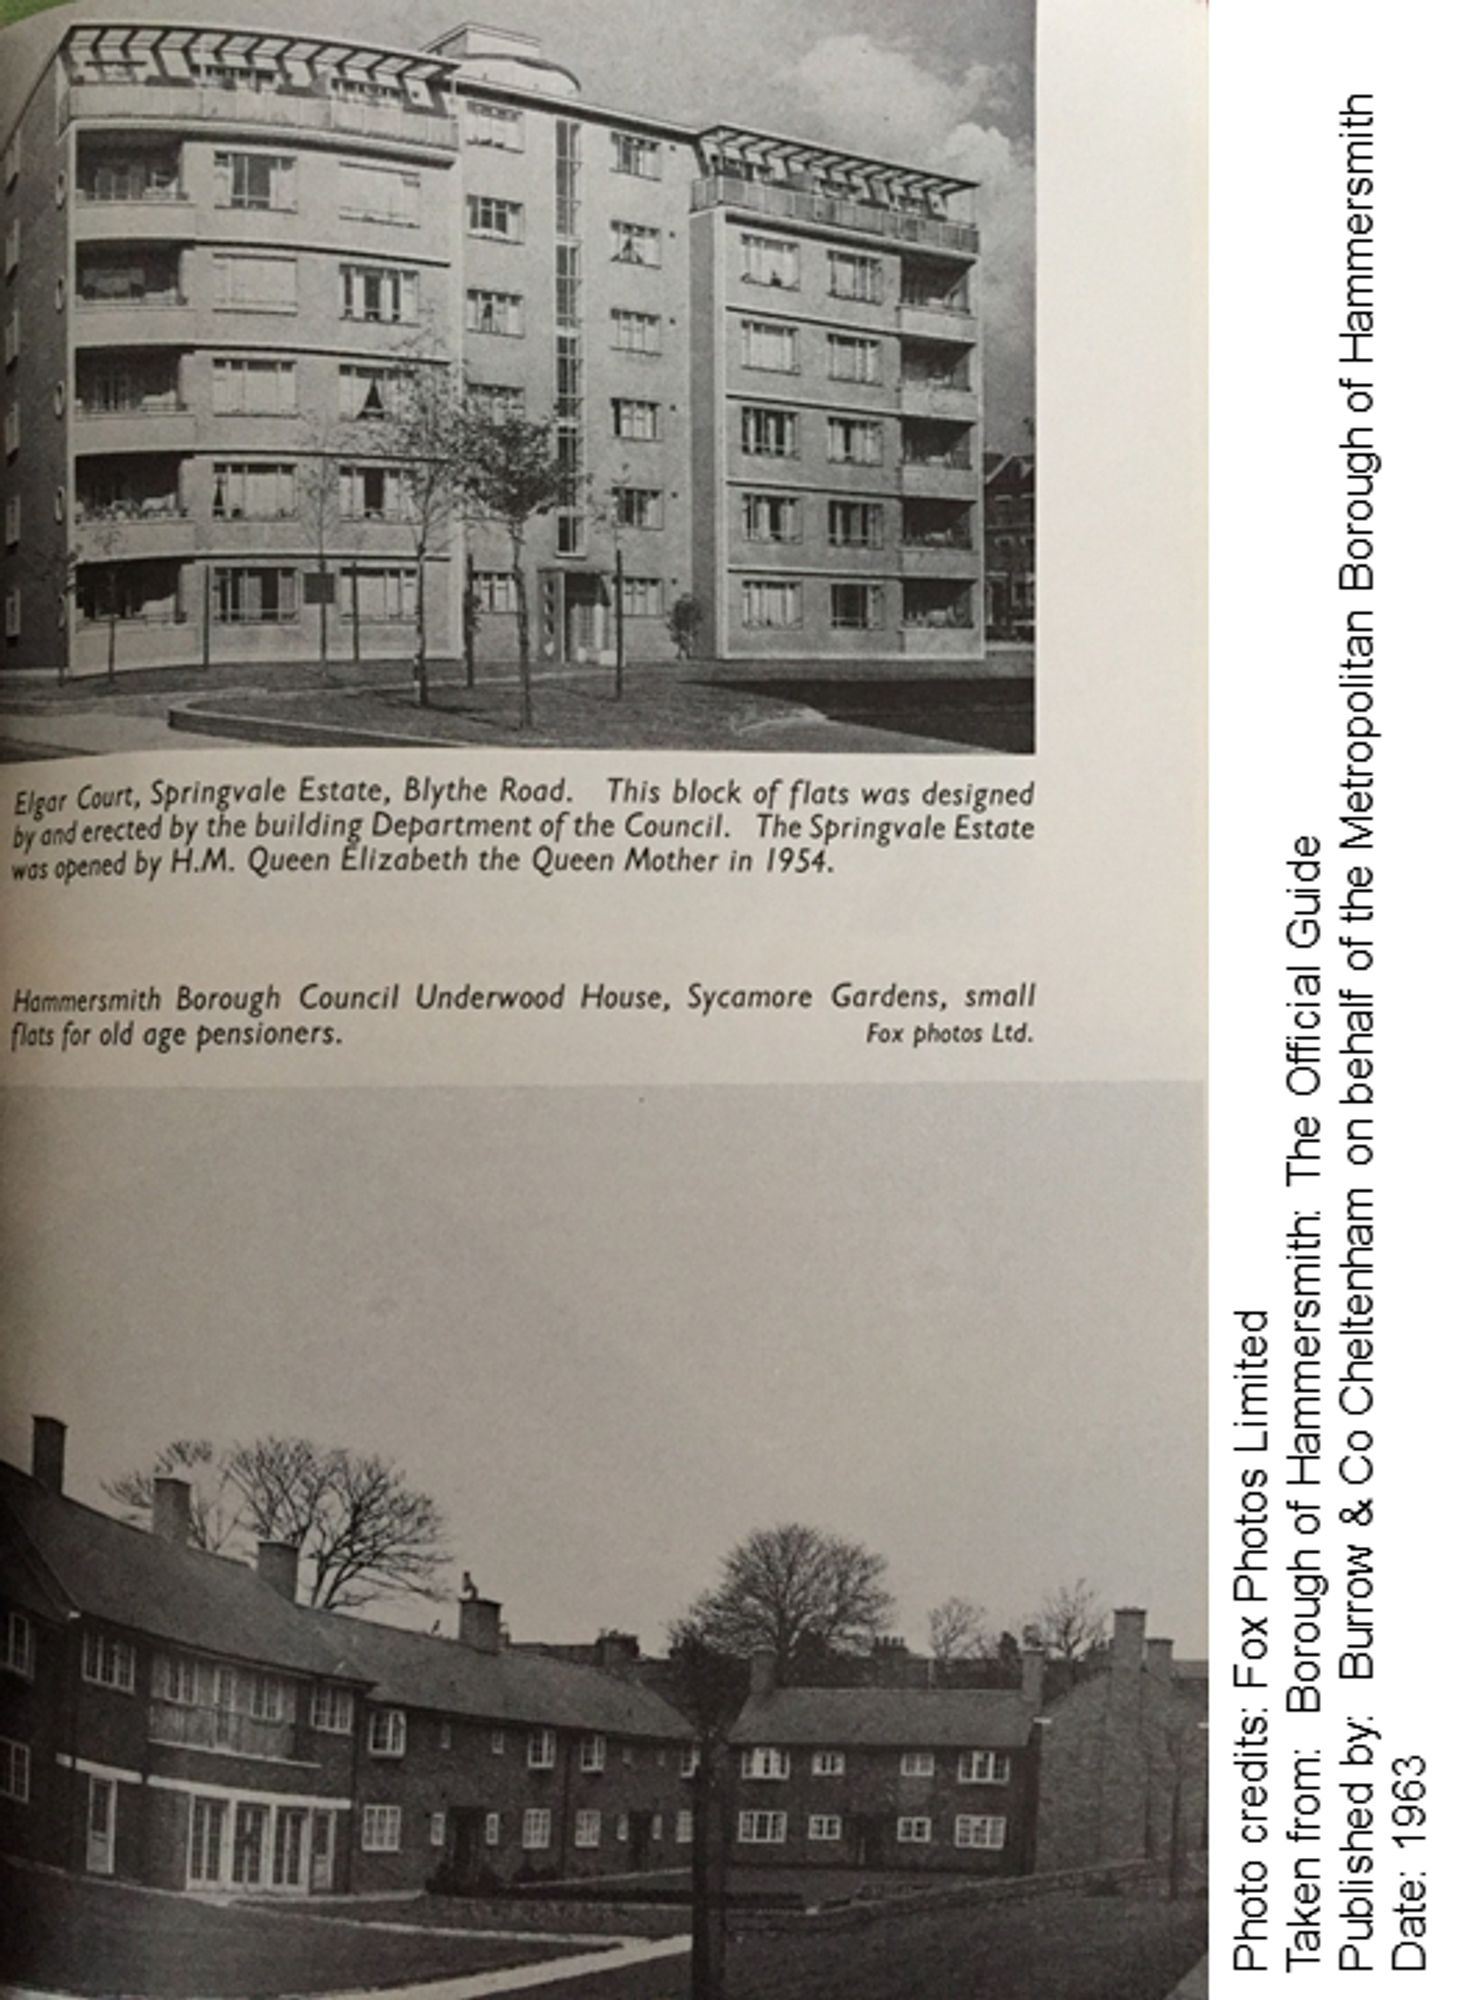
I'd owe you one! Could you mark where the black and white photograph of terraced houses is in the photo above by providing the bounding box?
[0,0,1035,759]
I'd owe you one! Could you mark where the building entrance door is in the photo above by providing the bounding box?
[309,1810,336,1891]
[86,1775,116,1875]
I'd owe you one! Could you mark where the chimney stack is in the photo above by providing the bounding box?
[1145,1636,1174,1682]
[256,1541,300,1602]
[594,1630,639,1671]
[458,1586,503,1655]
[749,1648,776,1698]
[152,1476,192,1545]
[31,1415,66,1495]
[1019,1639,1046,1708]
[1111,1606,1146,1679]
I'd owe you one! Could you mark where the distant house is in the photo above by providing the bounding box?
[983,452,1035,643]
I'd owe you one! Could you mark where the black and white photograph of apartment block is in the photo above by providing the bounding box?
[0,2,1034,755]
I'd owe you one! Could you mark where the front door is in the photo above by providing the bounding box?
[273,1807,309,1891]
[852,1814,886,1868]
[628,1809,653,1870]
[86,1775,116,1875]
[309,1810,336,1892]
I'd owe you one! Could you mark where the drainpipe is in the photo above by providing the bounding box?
[559,1732,573,1879]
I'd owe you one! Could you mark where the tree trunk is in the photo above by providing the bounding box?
[415,548,430,708]
[463,555,476,689]
[511,533,532,731]
[317,559,329,681]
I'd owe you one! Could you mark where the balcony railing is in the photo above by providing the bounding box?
[77,500,183,523]
[62,81,458,154]
[693,175,977,256]
[149,1699,299,1761]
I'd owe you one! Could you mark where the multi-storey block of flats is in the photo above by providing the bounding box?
[0,19,984,677]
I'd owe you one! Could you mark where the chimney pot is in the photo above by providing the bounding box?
[458,1592,503,1654]
[1111,1606,1146,1677]
[31,1416,66,1495]
[152,1476,192,1545]
[256,1540,300,1602]
[1019,1640,1046,1707]
[1145,1636,1174,1681]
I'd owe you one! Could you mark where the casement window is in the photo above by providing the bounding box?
[612,397,660,442]
[737,1810,787,1845]
[651,1814,664,1841]
[621,576,664,617]
[681,1745,701,1778]
[466,101,524,150]
[3,589,18,639]
[338,364,401,421]
[212,567,299,626]
[615,1814,630,1842]
[740,1745,791,1780]
[490,1729,506,1755]
[429,1811,446,1847]
[742,493,800,543]
[828,499,883,548]
[484,1812,501,1846]
[611,309,662,355]
[81,151,181,203]
[214,358,296,416]
[212,463,297,520]
[467,288,524,337]
[474,571,518,613]
[337,463,406,522]
[580,1734,607,1772]
[740,579,802,629]
[575,1809,601,1848]
[527,1727,557,1770]
[611,221,662,267]
[470,384,526,427]
[4,495,17,547]
[828,250,882,303]
[522,1808,552,1850]
[898,1817,934,1844]
[954,1814,1008,1850]
[5,219,20,276]
[742,233,799,289]
[214,151,295,211]
[155,1654,202,1705]
[368,1709,407,1757]
[3,403,17,456]
[828,333,881,384]
[311,1686,355,1734]
[76,567,180,626]
[340,163,420,227]
[340,264,418,324]
[828,417,883,465]
[740,406,797,458]
[82,1632,136,1691]
[361,1804,402,1852]
[831,582,882,630]
[614,486,664,529]
[3,1613,34,1678]
[4,309,19,367]
[214,253,297,312]
[900,1751,936,1778]
[612,132,661,179]
[0,1738,30,1803]
[958,1751,1011,1785]
[741,319,798,373]
[676,1809,694,1844]
[810,1750,845,1777]
[808,1815,843,1841]
[467,195,525,242]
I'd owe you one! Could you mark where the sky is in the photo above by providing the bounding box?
[0,1080,1205,1655]
[0,0,1035,444]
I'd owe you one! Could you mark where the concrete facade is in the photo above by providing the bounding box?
[1,18,985,679]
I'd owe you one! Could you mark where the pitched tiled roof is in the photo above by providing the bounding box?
[0,1461,363,1682]
[729,1686,1035,1750]
[297,1608,693,1741]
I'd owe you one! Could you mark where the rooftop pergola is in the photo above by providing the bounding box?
[696,122,974,206]
[65,22,456,96]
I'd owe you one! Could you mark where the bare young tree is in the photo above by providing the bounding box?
[675,1523,894,1678]
[1031,1577,1108,1665]
[376,359,466,709]
[927,1595,991,1668]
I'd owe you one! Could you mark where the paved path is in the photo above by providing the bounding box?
[0,709,219,759]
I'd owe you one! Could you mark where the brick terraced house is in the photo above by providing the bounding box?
[0,17,984,677]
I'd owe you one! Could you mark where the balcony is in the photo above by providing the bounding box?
[900,460,973,500]
[73,197,197,245]
[900,379,977,423]
[899,542,977,579]
[149,1699,302,1763]
[62,81,458,156]
[898,301,975,343]
[692,174,977,257]
[75,404,195,453]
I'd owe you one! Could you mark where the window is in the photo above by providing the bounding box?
[340,163,420,226]
[429,1811,446,1847]
[738,1811,787,1845]
[955,1814,1007,1850]
[651,1814,664,1842]
[0,1738,30,1803]
[809,1815,843,1841]
[740,1746,791,1780]
[3,134,18,187]
[214,253,296,312]
[611,309,661,355]
[361,1805,402,1852]
[831,582,882,630]
[337,364,404,421]
[214,151,295,211]
[616,1814,630,1842]
[958,1751,1012,1785]
[611,221,661,267]
[741,493,799,543]
[212,463,297,520]
[612,397,660,441]
[612,132,661,179]
[3,309,17,367]
[5,219,20,276]
[214,358,296,416]
[527,1728,557,1769]
[484,1812,501,1846]
[368,1709,407,1757]
[614,486,664,529]
[828,499,883,548]
[82,1632,135,1691]
[898,1817,934,1844]
[575,1810,601,1848]
[900,1751,936,1778]
[740,406,797,458]
[474,571,518,613]
[212,567,298,626]
[490,1729,506,1755]
[470,383,525,427]
[311,1686,354,1734]
[810,1750,845,1777]
[439,1722,452,1751]
[580,1734,607,1773]
[741,579,802,629]
[681,1745,701,1778]
[3,588,19,639]
[828,334,881,384]
[467,196,525,242]
[3,495,17,547]
[352,570,418,622]
[828,417,883,465]
[741,319,798,373]
[742,233,799,289]
[522,1808,552,1850]
[338,464,406,522]
[828,250,882,303]
[155,1654,200,1704]
[467,289,524,338]
[3,1613,34,1677]
[4,403,19,456]
[622,576,663,617]
[340,264,418,324]
[466,101,524,150]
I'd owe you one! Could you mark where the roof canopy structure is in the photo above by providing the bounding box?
[65,22,456,93]
[697,122,975,203]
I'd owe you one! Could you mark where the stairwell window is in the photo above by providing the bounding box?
[214,253,296,313]
[467,289,524,337]
[340,264,418,324]
[214,151,295,212]
[82,1632,135,1691]
[742,233,799,289]
[954,1814,1007,1849]
[527,1727,557,1769]
[467,196,525,243]
[3,1613,34,1678]
[580,1734,607,1772]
